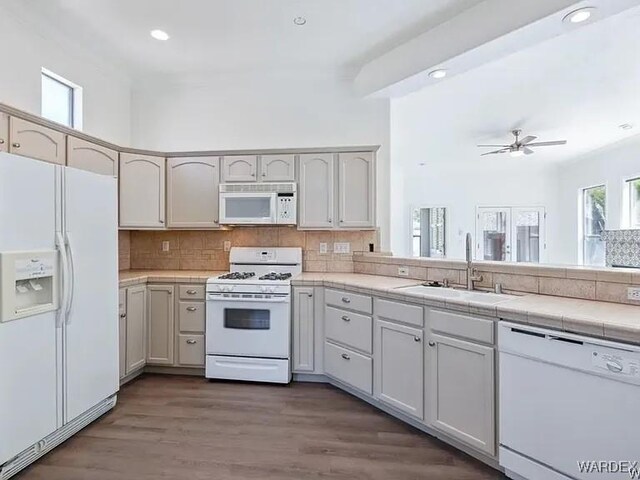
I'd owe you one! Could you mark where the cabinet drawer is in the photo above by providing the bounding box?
[178,334,205,367]
[375,298,423,328]
[325,289,372,314]
[325,306,372,353]
[324,342,372,394]
[178,301,205,332]
[428,309,494,344]
[179,285,205,300]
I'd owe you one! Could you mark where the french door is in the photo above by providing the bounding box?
[476,207,545,263]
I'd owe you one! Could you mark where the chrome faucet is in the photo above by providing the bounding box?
[465,233,483,291]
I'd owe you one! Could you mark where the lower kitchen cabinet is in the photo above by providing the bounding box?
[324,341,372,394]
[147,285,175,365]
[427,332,496,456]
[292,287,315,373]
[177,334,205,366]
[118,289,127,379]
[374,319,424,419]
[125,285,147,374]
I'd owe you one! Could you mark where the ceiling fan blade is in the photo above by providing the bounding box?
[526,140,567,147]
[480,149,509,156]
[523,147,534,155]
[519,135,537,145]
[477,144,510,147]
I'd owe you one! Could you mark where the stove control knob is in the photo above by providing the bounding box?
[269,287,276,293]
[260,286,268,293]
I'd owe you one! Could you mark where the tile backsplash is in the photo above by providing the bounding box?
[603,229,640,268]
[121,227,378,272]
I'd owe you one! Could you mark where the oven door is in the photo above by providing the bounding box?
[219,192,276,224]
[206,296,290,358]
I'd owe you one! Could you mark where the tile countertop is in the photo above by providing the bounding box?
[118,271,640,345]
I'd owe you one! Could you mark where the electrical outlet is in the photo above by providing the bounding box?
[628,287,640,301]
[162,241,170,252]
[319,243,328,254]
[334,242,351,254]
[223,241,231,252]
[398,266,409,276]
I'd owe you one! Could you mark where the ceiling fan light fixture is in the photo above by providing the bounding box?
[428,69,447,79]
[510,149,525,158]
[563,7,595,25]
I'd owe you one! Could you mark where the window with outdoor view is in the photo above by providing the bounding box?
[582,185,606,266]
[627,177,640,228]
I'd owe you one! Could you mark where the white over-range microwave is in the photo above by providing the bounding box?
[219,183,297,225]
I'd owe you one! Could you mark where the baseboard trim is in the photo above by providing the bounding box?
[120,367,145,386]
[292,373,329,383]
[145,365,205,376]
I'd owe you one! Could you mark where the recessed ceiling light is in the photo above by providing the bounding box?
[150,29,170,41]
[293,16,307,26]
[563,7,595,24]
[619,123,634,130]
[428,69,447,79]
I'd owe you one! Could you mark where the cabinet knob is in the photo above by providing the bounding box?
[262,173,266,177]
[341,315,350,322]
[214,220,219,224]
[414,336,421,342]
[0,139,5,144]
[119,313,126,319]
[307,294,313,298]
[12,142,20,148]
[186,306,197,312]
[186,339,197,345]
[428,341,436,347]
[186,290,197,295]
[341,297,351,304]
[341,353,350,360]
[159,220,164,224]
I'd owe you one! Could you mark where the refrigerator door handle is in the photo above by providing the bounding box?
[65,232,76,324]
[55,232,69,328]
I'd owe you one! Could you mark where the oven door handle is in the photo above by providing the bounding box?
[206,295,290,303]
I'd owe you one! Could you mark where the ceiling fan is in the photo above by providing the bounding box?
[478,129,567,157]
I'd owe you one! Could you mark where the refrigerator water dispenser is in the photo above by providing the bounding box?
[0,250,58,322]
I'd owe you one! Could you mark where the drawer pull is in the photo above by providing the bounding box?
[119,313,126,319]
[341,315,350,322]
[341,297,351,304]
[0,139,4,144]
[428,341,436,347]
[12,142,20,148]
[414,336,421,342]
[186,339,197,345]
[186,306,197,312]
[186,289,197,295]
[341,353,351,360]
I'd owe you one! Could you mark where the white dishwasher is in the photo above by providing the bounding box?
[499,322,640,480]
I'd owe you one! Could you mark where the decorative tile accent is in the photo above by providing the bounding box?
[602,229,640,268]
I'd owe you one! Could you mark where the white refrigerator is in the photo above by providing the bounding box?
[0,152,119,479]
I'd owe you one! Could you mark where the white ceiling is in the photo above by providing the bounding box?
[392,6,640,166]
[4,0,483,78]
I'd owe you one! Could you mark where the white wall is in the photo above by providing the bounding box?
[131,72,391,249]
[0,5,131,145]
[556,135,640,265]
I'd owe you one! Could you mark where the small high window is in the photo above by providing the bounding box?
[41,68,82,129]
[626,177,640,228]
[581,185,606,266]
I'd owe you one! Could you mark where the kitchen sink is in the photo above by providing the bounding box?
[396,285,513,304]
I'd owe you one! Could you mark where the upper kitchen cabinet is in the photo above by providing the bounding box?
[0,113,8,153]
[167,156,220,228]
[260,154,295,182]
[338,152,375,228]
[9,117,66,165]
[298,153,335,228]
[221,155,258,182]
[67,136,118,176]
[119,153,166,229]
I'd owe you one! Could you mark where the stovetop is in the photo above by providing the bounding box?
[217,272,256,280]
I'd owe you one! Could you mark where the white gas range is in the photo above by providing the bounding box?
[205,247,302,384]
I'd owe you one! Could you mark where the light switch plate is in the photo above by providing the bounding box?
[334,242,350,254]
[398,266,409,276]
[162,241,170,252]
[223,241,231,252]
[628,287,640,301]
[319,243,328,254]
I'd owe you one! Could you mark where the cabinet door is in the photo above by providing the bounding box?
[374,320,424,419]
[292,287,315,373]
[427,333,495,456]
[260,154,295,182]
[338,152,375,228]
[147,285,175,365]
[167,156,220,228]
[125,285,146,374]
[119,153,166,228]
[0,113,8,153]
[67,136,118,176]
[9,117,66,165]
[299,154,334,228]
[221,155,258,182]
[118,289,127,379]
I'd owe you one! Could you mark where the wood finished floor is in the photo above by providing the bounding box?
[16,375,506,480]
